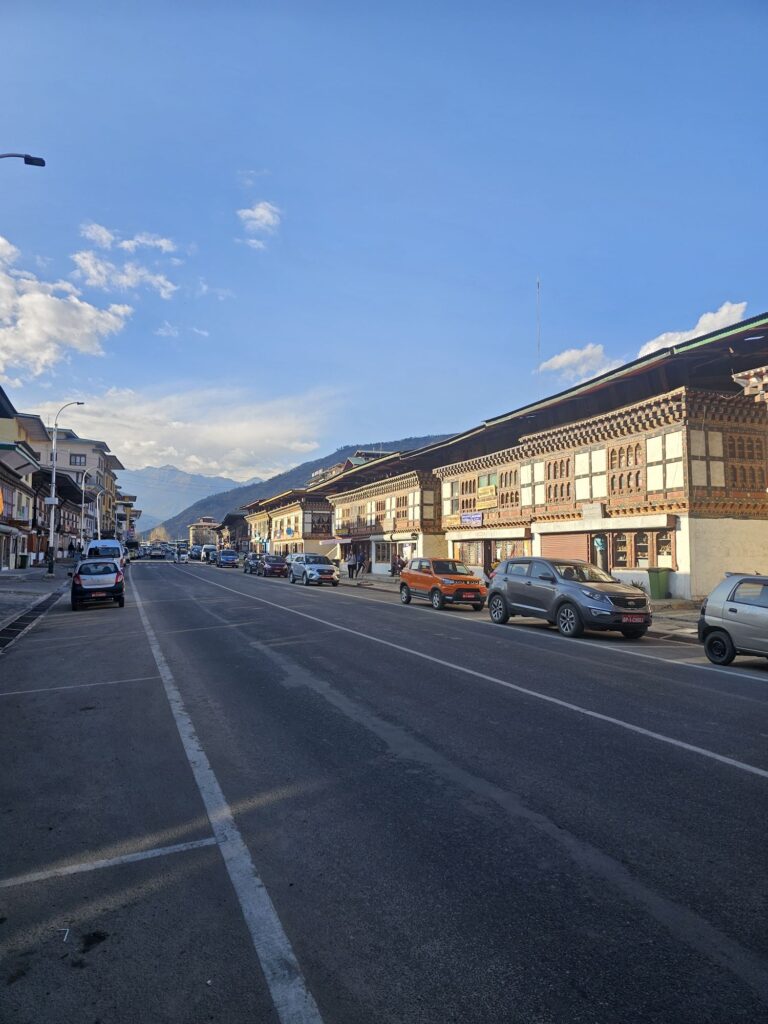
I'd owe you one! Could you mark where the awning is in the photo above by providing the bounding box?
[0,441,40,476]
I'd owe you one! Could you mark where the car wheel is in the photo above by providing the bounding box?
[430,589,445,610]
[303,573,311,586]
[620,627,647,639]
[472,602,484,612]
[289,573,296,584]
[70,600,79,612]
[488,593,509,624]
[117,597,125,608]
[331,580,339,587]
[556,602,584,638]
[400,584,411,604]
[704,629,736,666]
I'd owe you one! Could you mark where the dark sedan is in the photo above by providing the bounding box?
[257,554,288,578]
[70,558,125,611]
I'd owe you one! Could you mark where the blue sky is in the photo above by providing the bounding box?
[1,1,766,479]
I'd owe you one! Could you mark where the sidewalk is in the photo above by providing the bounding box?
[337,573,701,643]
[0,564,74,630]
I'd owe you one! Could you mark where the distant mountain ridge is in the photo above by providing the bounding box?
[154,435,448,539]
[118,464,261,526]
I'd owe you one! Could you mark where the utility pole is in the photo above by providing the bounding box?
[47,401,84,575]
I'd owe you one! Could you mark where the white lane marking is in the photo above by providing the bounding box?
[0,675,161,698]
[131,575,324,1024]
[184,571,768,781]
[0,837,217,889]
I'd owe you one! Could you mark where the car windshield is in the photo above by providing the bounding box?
[79,561,118,575]
[432,560,471,575]
[554,562,614,583]
[305,555,331,565]
[221,550,236,556]
[265,556,284,563]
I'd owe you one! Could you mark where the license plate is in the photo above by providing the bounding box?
[91,591,107,598]
[622,614,644,623]
[461,592,478,600]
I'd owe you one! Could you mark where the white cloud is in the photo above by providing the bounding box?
[238,237,266,250]
[0,236,131,377]
[191,327,209,337]
[80,222,176,255]
[72,250,177,299]
[118,232,176,254]
[538,343,622,383]
[195,277,234,301]
[155,321,179,337]
[637,301,748,357]
[38,386,334,480]
[80,222,116,248]
[236,200,281,241]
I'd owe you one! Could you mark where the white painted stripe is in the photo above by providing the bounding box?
[0,675,160,698]
[186,571,768,781]
[0,837,217,889]
[130,575,324,1024]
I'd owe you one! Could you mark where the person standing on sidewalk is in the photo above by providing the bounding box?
[346,550,356,579]
[356,549,366,577]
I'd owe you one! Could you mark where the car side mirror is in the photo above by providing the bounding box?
[538,573,556,583]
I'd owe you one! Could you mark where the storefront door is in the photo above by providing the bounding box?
[592,533,608,571]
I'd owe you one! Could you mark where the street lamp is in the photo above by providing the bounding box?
[47,401,84,575]
[0,152,46,166]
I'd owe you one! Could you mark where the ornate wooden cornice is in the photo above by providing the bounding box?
[326,470,435,505]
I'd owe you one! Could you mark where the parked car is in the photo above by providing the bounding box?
[698,573,768,665]
[257,554,288,578]
[486,557,651,638]
[217,549,239,568]
[243,552,260,574]
[400,558,486,611]
[149,544,165,559]
[288,553,339,586]
[69,558,125,610]
[201,544,218,563]
[189,545,203,560]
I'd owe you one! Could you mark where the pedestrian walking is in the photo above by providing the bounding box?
[346,550,356,579]
[356,549,366,577]
[67,540,75,558]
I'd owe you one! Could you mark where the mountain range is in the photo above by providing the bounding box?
[152,435,448,540]
[117,465,261,532]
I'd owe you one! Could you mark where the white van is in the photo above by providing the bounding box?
[84,539,125,568]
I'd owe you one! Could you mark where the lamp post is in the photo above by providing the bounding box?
[79,469,92,550]
[47,401,84,575]
[0,153,45,166]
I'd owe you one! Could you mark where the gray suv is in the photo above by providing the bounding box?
[487,557,652,639]
[698,573,768,665]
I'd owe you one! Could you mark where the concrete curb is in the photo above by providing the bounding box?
[0,583,68,637]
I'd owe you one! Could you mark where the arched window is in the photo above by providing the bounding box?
[610,450,617,470]
[737,438,745,459]
[560,483,565,499]
[547,485,552,501]
[618,449,625,468]
[747,439,755,460]
[566,482,571,498]
[636,471,642,490]
[759,469,766,488]
[756,440,763,460]
[627,473,633,492]
[610,474,616,493]
[635,444,642,465]
[749,467,756,488]
[618,473,624,491]
[627,445,634,467]
[729,465,737,486]
[728,437,736,458]
[739,466,747,487]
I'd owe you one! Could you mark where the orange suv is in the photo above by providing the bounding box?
[400,557,487,611]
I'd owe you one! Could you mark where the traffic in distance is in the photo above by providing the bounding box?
[118,542,768,667]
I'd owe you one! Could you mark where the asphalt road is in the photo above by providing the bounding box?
[2,559,767,1023]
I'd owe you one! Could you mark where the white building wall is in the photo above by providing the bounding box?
[688,518,768,599]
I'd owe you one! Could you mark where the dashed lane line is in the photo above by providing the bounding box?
[179,569,768,782]
[130,573,324,1024]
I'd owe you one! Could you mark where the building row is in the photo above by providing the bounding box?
[0,388,139,570]
[199,312,768,599]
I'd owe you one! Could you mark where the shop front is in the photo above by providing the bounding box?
[445,515,532,578]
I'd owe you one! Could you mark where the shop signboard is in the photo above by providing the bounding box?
[475,485,498,510]
[580,502,605,520]
[460,512,483,527]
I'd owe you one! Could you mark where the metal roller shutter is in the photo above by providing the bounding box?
[540,533,590,561]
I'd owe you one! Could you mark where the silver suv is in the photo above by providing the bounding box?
[288,553,340,587]
[698,573,768,665]
[487,557,652,639]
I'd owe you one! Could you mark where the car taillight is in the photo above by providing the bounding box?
[116,572,124,584]
[73,574,82,585]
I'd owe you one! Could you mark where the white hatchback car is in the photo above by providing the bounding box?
[698,573,768,664]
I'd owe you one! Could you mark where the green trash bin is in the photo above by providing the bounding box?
[647,567,671,600]
[17,554,30,569]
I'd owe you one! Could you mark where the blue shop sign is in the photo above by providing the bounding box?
[460,512,483,526]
